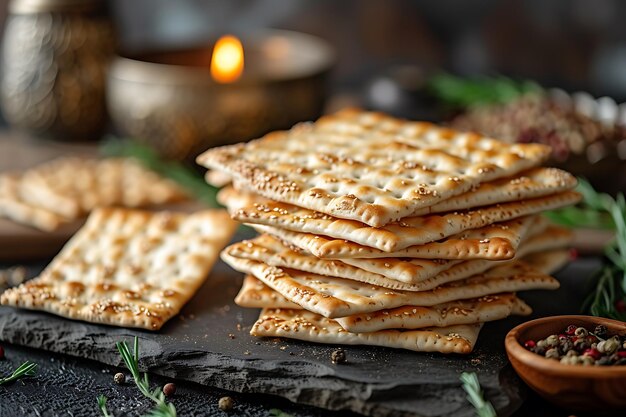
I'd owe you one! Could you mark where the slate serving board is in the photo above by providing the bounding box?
[0,255,600,417]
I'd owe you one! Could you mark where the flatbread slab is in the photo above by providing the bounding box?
[252,308,482,354]
[221,254,559,318]
[1,207,237,330]
[198,109,551,227]
[226,187,580,253]
[335,293,531,332]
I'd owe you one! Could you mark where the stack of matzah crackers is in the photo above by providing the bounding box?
[0,157,189,231]
[197,108,581,354]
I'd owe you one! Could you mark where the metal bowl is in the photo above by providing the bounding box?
[106,30,334,160]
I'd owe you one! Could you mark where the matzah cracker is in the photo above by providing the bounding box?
[0,207,237,330]
[411,167,576,215]
[198,109,551,227]
[235,274,300,309]
[335,293,531,332]
[19,157,188,218]
[252,308,482,354]
[229,190,581,252]
[254,216,537,261]
[225,234,456,285]
[235,277,530,331]
[220,254,559,318]
[0,174,67,231]
[522,250,570,275]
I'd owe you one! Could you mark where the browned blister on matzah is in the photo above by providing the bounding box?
[0,173,67,231]
[0,207,237,330]
[251,308,482,354]
[220,253,559,318]
[198,109,551,227]
[19,157,188,218]
[226,187,580,252]
[335,293,531,332]
[410,167,577,215]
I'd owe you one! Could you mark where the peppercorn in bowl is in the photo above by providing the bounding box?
[505,315,626,411]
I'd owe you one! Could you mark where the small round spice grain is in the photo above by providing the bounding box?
[163,382,176,396]
[331,348,347,364]
[114,372,125,384]
[218,396,234,411]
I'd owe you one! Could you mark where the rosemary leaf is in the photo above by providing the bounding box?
[0,361,37,385]
[428,73,541,108]
[460,372,496,417]
[97,395,113,417]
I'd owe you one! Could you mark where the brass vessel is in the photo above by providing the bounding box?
[1,0,115,140]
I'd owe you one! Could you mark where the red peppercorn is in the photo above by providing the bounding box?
[162,383,176,397]
[524,340,536,349]
[0,346,4,360]
[584,348,601,360]
[568,248,579,260]
[586,335,598,344]
[566,325,577,335]
[616,300,626,312]
[617,351,626,359]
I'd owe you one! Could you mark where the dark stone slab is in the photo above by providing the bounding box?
[0,257,600,417]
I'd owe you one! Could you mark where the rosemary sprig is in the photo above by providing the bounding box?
[98,337,176,417]
[548,178,626,319]
[460,372,496,417]
[100,139,218,207]
[428,73,541,108]
[0,361,37,385]
[97,395,112,417]
[117,337,176,417]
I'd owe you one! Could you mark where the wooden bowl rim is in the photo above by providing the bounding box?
[505,315,626,377]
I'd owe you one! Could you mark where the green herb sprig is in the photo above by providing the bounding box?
[98,337,176,417]
[0,361,37,385]
[101,139,218,207]
[547,178,626,320]
[428,73,541,108]
[97,395,112,417]
[460,372,496,417]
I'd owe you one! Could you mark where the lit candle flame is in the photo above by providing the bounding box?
[210,35,244,83]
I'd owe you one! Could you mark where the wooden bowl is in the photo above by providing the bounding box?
[505,315,626,411]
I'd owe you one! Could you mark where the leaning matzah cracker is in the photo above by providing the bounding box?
[220,254,559,318]
[20,157,188,218]
[411,167,576,215]
[252,308,482,354]
[225,234,457,285]
[0,207,237,330]
[198,109,551,227]
[235,275,300,309]
[522,250,570,275]
[0,174,67,231]
[335,293,531,332]
[230,190,581,252]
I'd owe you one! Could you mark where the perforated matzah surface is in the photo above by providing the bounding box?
[198,109,551,227]
[1,207,237,330]
[252,308,482,354]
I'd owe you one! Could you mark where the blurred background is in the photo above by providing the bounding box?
[0,0,625,191]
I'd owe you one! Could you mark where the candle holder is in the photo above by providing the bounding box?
[106,30,334,160]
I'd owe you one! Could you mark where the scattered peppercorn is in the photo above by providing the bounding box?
[218,396,234,411]
[523,324,626,366]
[331,348,347,364]
[163,383,176,397]
[113,372,125,385]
